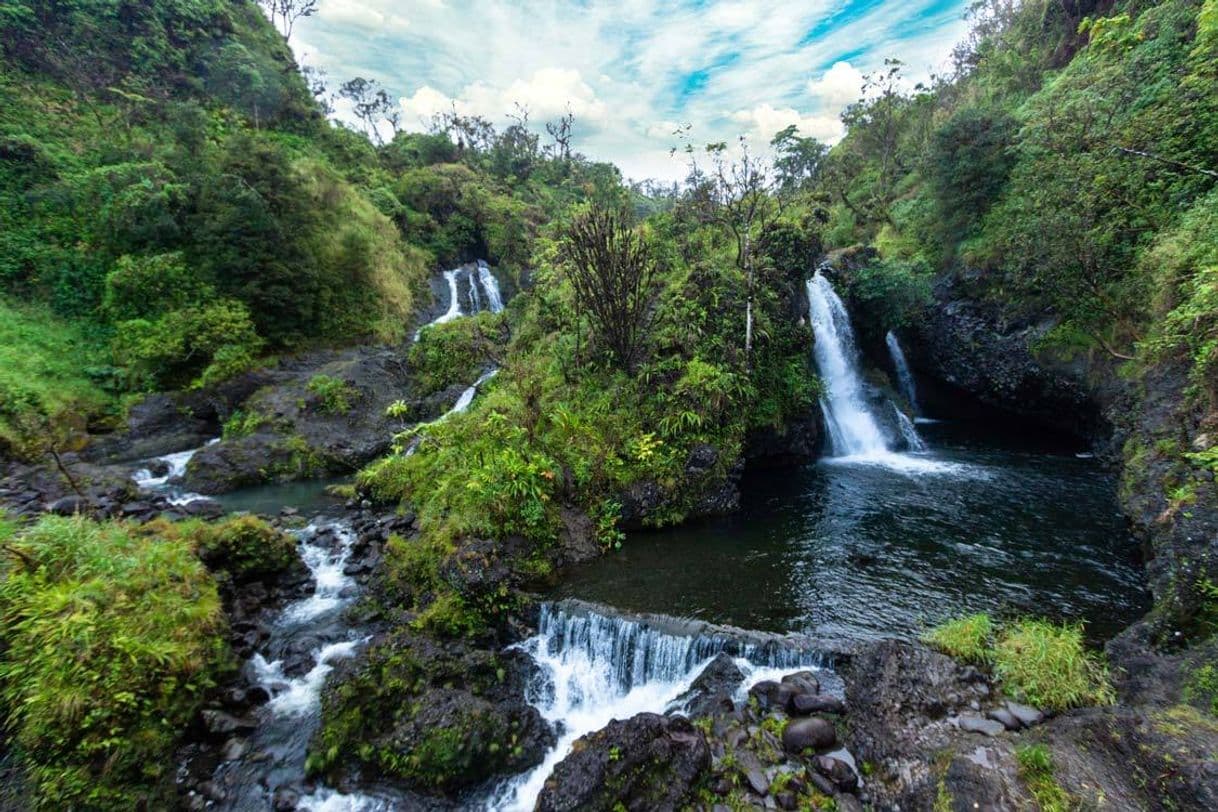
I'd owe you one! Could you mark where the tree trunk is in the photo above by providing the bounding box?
[744,229,754,368]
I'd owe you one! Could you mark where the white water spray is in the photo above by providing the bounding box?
[885,330,920,416]
[131,438,219,505]
[806,274,894,456]
[493,603,827,811]
[478,260,505,314]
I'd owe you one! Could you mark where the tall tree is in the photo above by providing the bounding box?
[558,206,657,372]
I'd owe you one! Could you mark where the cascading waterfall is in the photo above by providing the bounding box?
[478,260,505,314]
[806,274,895,457]
[435,268,464,325]
[885,330,920,416]
[469,269,482,313]
[131,438,219,505]
[493,602,829,811]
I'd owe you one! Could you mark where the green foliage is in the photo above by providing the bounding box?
[1015,744,1072,812]
[848,257,932,333]
[410,312,505,396]
[307,374,359,415]
[993,620,1115,711]
[112,298,263,390]
[1184,662,1218,716]
[140,514,298,582]
[0,516,230,809]
[0,298,114,459]
[924,613,995,664]
[927,106,1017,249]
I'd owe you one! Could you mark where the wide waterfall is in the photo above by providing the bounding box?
[885,330,920,416]
[493,602,829,811]
[806,273,898,456]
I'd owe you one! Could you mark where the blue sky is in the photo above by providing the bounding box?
[289,1,972,181]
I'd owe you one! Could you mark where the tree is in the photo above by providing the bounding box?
[681,136,781,366]
[545,106,576,165]
[771,125,828,193]
[558,206,657,372]
[259,0,318,40]
[339,77,400,146]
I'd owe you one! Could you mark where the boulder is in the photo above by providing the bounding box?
[674,653,745,719]
[536,713,710,812]
[782,717,836,754]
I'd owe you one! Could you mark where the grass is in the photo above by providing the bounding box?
[924,613,995,663]
[0,515,230,809]
[0,298,115,458]
[1015,744,1072,811]
[926,614,1114,712]
[993,620,1115,712]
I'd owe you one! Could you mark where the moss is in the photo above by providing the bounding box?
[1015,744,1072,812]
[924,613,995,663]
[0,516,230,809]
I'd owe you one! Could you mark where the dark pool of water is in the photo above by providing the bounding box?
[212,477,347,516]
[556,420,1150,643]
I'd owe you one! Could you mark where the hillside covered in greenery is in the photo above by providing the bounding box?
[1,0,1216,809]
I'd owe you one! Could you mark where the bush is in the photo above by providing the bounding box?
[409,312,504,397]
[993,620,1115,711]
[112,299,263,390]
[0,516,230,809]
[140,515,298,582]
[924,613,994,664]
[307,374,359,415]
[848,257,932,334]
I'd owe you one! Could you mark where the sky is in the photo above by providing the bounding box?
[289,0,973,182]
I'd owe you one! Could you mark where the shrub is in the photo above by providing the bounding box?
[1184,663,1218,716]
[924,613,995,664]
[142,515,298,582]
[993,620,1115,711]
[409,312,504,396]
[0,516,230,809]
[307,374,359,415]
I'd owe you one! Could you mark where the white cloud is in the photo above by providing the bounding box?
[731,104,843,145]
[292,0,973,180]
[318,0,409,32]
[807,61,865,109]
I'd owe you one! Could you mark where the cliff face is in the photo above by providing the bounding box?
[899,273,1218,707]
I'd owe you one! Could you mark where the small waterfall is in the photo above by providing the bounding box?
[885,331,920,416]
[493,602,828,811]
[468,269,482,313]
[131,438,219,505]
[434,268,464,325]
[893,405,927,452]
[806,274,893,456]
[478,260,505,314]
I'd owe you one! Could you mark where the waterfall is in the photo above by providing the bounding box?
[434,268,463,325]
[478,260,505,314]
[885,331,920,416]
[468,269,482,314]
[806,274,893,456]
[131,438,219,505]
[492,602,828,811]
[893,405,927,452]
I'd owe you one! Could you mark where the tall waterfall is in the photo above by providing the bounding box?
[806,274,895,456]
[493,602,828,811]
[478,260,505,313]
[885,331,920,416]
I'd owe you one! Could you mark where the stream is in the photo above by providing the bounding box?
[154,268,1147,810]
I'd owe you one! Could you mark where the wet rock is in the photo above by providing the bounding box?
[782,717,836,754]
[221,738,247,761]
[48,495,86,515]
[746,768,770,795]
[957,715,1005,737]
[1005,701,1044,727]
[814,756,858,793]
[536,713,710,812]
[198,780,226,802]
[781,671,820,695]
[986,707,1021,731]
[750,680,797,712]
[272,786,301,811]
[791,694,845,715]
[201,709,258,737]
[674,653,744,719]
